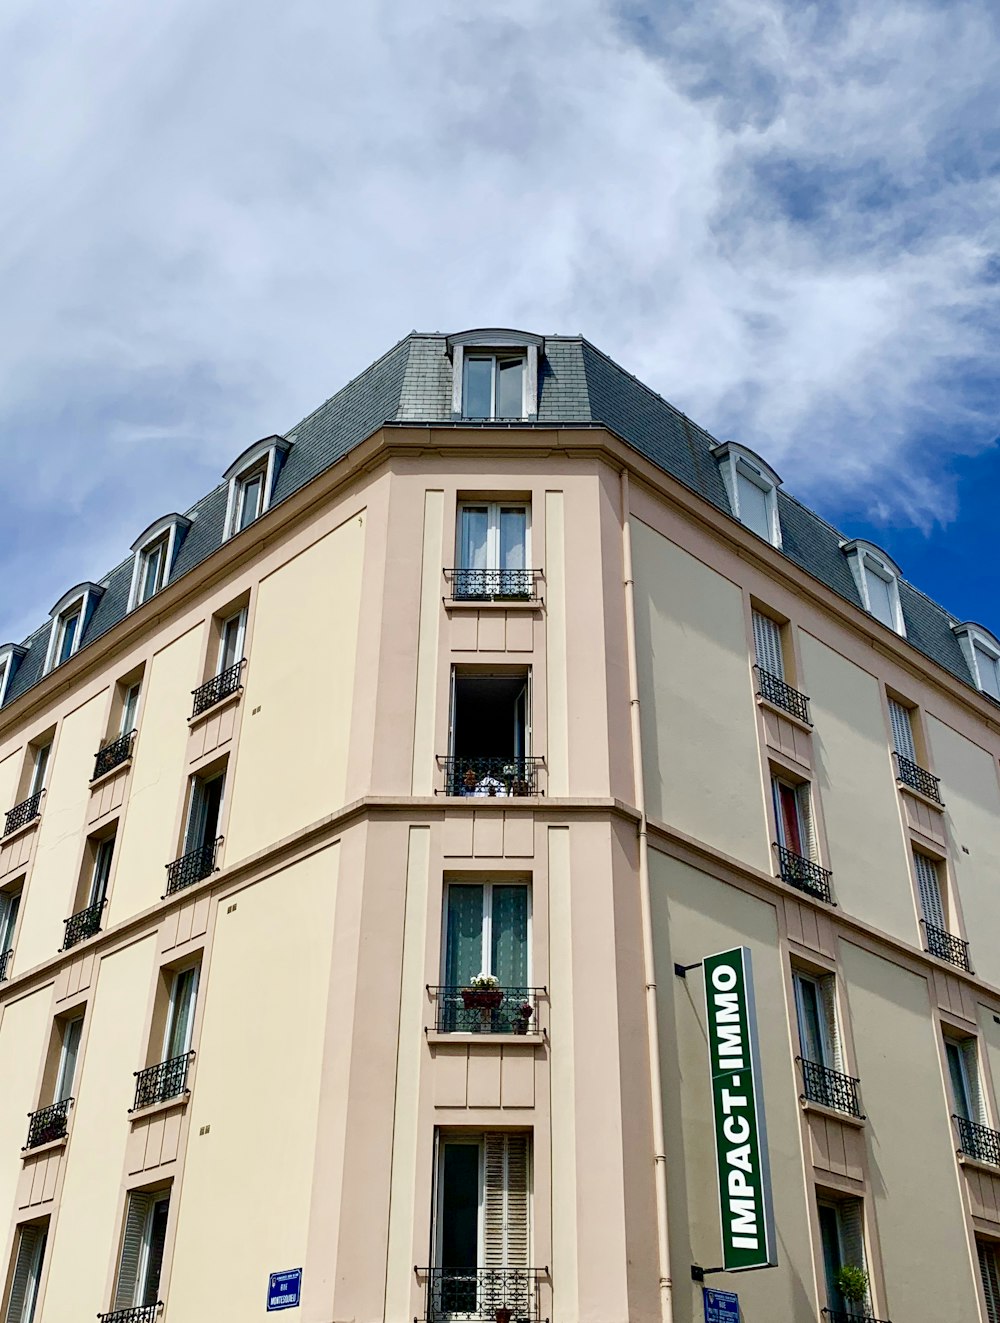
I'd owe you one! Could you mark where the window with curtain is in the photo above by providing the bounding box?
[443,883,529,1031]
[456,503,530,598]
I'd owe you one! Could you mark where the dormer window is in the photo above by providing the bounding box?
[0,645,25,707]
[841,540,905,636]
[43,583,105,674]
[712,442,782,547]
[447,329,542,421]
[953,624,1000,700]
[222,435,291,540]
[128,514,191,611]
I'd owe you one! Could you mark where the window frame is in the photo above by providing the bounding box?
[953,623,1000,702]
[712,442,783,548]
[461,353,527,420]
[42,583,104,675]
[0,645,25,709]
[793,969,838,1071]
[448,331,542,421]
[771,773,814,860]
[440,879,532,986]
[127,515,191,612]
[221,435,291,541]
[217,608,247,676]
[162,964,200,1061]
[456,502,531,573]
[0,884,22,958]
[54,1015,84,1103]
[432,1130,531,1273]
[27,742,51,800]
[4,1221,47,1323]
[842,540,905,636]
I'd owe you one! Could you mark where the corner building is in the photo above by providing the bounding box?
[1,329,1000,1323]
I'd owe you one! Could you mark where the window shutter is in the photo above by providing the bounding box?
[980,1241,1000,1323]
[888,700,917,762]
[964,1040,986,1126]
[483,1133,529,1269]
[796,786,818,862]
[839,1200,866,1273]
[114,1193,152,1309]
[913,852,946,931]
[5,1226,44,1323]
[752,612,784,680]
[819,976,843,1073]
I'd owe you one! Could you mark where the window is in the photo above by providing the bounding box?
[752,610,785,680]
[64,830,115,949]
[184,769,225,857]
[218,609,246,675]
[455,502,531,599]
[975,644,1000,701]
[887,697,917,764]
[43,583,104,674]
[222,435,291,540]
[88,835,115,909]
[979,1239,1000,1323]
[139,537,168,605]
[112,1189,170,1312]
[127,515,190,611]
[0,884,22,974]
[913,850,946,932]
[447,671,534,795]
[817,1199,868,1316]
[434,1132,530,1301]
[463,355,526,419]
[772,775,814,860]
[954,625,1000,701]
[0,645,24,708]
[712,442,782,547]
[842,541,905,636]
[120,681,141,737]
[945,1037,983,1126]
[3,1223,47,1323]
[28,741,51,800]
[55,609,80,665]
[793,971,841,1073]
[55,1016,83,1103]
[164,966,199,1062]
[442,882,529,1031]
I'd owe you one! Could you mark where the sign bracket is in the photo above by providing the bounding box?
[691,1265,726,1281]
[674,960,703,978]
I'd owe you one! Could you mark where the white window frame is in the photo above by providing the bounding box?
[432,1131,531,1273]
[841,540,905,636]
[162,965,200,1060]
[120,682,142,737]
[28,741,51,799]
[222,435,291,541]
[953,623,1000,701]
[6,1222,46,1323]
[0,886,22,957]
[461,354,528,420]
[712,442,782,548]
[456,502,531,572]
[127,515,190,612]
[88,835,116,909]
[42,583,104,675]
[448,330,542,421]
[440,880,532,984]
[55,1016,84,1102]
[0,645,25,708]
[217,608,247,675]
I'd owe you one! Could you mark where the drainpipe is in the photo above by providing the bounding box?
[620,468,674,1323]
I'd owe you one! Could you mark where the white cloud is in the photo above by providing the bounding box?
[1,0,998,638]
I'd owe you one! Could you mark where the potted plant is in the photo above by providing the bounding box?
[513,1002,534,1034]
[835,1265,870,1317]
[495,1309,513,1323]
[462,973,504,1011]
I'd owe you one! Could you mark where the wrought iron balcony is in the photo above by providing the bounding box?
[62,898,106,950]
[163,838,221,897]
[0,949,11,983]
[922,920,972,972]
[440,756,542,798]
[954,1114,1000,1166]
[821,1311,890,1323]
[447,568,540,603]
[421,1267,543,1322]
[191,658,245,718]
[92,729,136,780]
[894,751,943,804]
[774,844,833,904]
[131,1051,194,1111]
[24,1097,72,1149]
[429,986,544,1035]
[3,789,44,837]
[97,1305,161,1323]
[798,1058,864,1119]
[754,665,812,725]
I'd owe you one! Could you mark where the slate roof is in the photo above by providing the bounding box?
[1,331,992,709]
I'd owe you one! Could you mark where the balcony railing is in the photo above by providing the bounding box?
[62,898,106,951]
[131,1050,194,1111]
[754,665,812,725]
[447,568,541,603]
[163,838,221,897]
[440,756,542,798]
[191,658,245,719]
[97,1305,161,1323]
[421,1267,543,1322]
[954,1114,1000,1166]
[429,986,544,1035]
[822,1311,890,1323]
[798,1058,864,1119]
[922,920,972,972]
[92,729,137,780]
[894,751,943,804]
[3,789,44,837]
[24,1097,72,1150]
[0,949,11,983]
[774,844,833,904]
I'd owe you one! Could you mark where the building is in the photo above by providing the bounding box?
[0,327,999,1323]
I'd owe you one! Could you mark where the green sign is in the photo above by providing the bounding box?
[703,946,776,1271]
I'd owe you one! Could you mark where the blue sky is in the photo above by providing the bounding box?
[1,0,998,642]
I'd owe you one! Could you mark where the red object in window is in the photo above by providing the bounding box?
[777,782,803,855]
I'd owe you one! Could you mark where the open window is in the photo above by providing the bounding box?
[111,1187,170,1314]
[42,583,104,674]
[446,670,536,796]
[454,502,533,600]
[793,967,860,1117]
[5,735,53,838]
[127,514,191,611]
[448,330,541,421]
[953,623,1000,702]
[946,1036,985,1131]
[134,961,200,1110]
[431,1132,532,1315]
[192,604,247,718]
[2,1221,48,1323]
[94,669,143,780]
[978,1239,1000,1323]
[438,881,534,1033]
[63,827,116,950]
[713,442,782,547]
[0,645,26,709]
[222,435,291,540]
[0,879,23,981]
[166,764,226,894]
[817,1198,870,1318]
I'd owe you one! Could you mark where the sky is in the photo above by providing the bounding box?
[1,0,999,642]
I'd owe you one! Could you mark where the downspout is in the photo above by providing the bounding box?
[620,468,674,1323]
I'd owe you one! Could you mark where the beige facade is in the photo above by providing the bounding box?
[2,333,1000,1323]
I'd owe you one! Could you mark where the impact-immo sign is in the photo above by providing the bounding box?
[703,946,776,1271]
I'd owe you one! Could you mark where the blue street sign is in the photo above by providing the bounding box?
[704,1287,740,1322]
[267,1268,302,1311]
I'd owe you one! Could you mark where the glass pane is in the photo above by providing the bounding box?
[773,781,803,855]
[121,684,140,735]
[57,1017,83,1100]
[141,1198,170,1306]
[459,508,489,571]
[818,1204,844,1310]
[491,886,528,987]
[91,838,115,906]
[440,1142,480,1271]
[975,645,1000,700]
[220,614,243,671]
[445,885,485,988]
[496,358,524,417]
[58,612,80,663]
[30,743,50,797]
[140,544,164,603]
[947,1041,972,1121]
[463,357,493,419]
[865,566,896,628]
[167,967,199,1058]
[796,977,826,1065]
[499,508,527,572]
[737,472,771,541]
[238,474,263,531]
[0,892,19,950]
